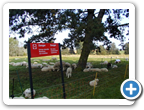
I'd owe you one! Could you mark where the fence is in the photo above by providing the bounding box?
[9,57,129,99]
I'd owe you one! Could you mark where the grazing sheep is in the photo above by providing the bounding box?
[12,62,22,66]
[26,63,43,68]
[125,58,129,61]
[52,57,57,61]
[100,68,108,72]
[41,66,54,72]
[33,62,38,64]
[90,68,101,72]
[49,62,55,65]
[100,61,108,65]
[72,63,77,69]
[23,88,36,99]
[66,67,72,78]
[112,65,118,68]
[9,62,15,65]
[107,63,112,68]
[21,61,28,66]
[115,59,121,63]
[53,61,66,71]
[15,58,19,60]
[33,59,40,62]
[9,96,25,99]
[10,96,49,99]
[89,79,99,87]
[35,96,49,99]
[86,62,93,69]
[42,59,50,61]
[83,68,90,72]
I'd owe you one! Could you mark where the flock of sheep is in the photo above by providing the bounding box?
[9,57,128,99]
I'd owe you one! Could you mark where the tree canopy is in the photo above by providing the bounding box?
[9,9,129,70]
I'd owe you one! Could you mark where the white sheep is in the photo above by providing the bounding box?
[21,61,28,66]
[100,68,108,72]
[10,96,49,99]
[35,96,49,99]
[125,58,129,61]
[9,96,25,99]
[42,59,50,61]
[115,59,121,63]
[100,61,108,65]
[112,65,118,68]
[23,88,36,99]
[12,62,22,66]
[86,62,93,69]
[89,79,99,87]
[72,63,77,69]
[83,68,90,72]
[41,66,54,72]
[52,57,57,61]
[49,62,55,65]
[66,67,72,78]
[26,63,43,68]
[9,62,15,65]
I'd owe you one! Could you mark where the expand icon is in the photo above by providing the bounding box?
[120,79,142,100]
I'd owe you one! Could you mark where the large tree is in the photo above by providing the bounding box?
[9,9,129,71]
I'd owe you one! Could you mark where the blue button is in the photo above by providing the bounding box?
[123,81,139,97]
[121,79,142,100]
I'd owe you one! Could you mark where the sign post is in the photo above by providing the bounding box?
[27,43,66,99]
[27,43,34,99]
[58,43,66,99]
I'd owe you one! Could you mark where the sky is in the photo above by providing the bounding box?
[10,9,129,49]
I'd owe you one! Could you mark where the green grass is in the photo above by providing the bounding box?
[9,55,129,99]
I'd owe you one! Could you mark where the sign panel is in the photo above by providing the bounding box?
[30,43,59,58]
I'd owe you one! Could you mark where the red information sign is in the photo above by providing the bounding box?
[30,43,59,58]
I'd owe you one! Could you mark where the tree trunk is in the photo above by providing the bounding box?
[76,9,94,71]
[76,9,105,71]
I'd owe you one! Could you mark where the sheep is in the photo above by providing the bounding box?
[100,61,108,65]
[112,65,118,68]
[9,96,25,99]
[35,96,49,99]
[90,68,101,72]
[72,63,77,69]
[66,67,72,78]
[9,62,15,65]
[12,62,22,66]
[42,59,50,61]
[53,61,66,71]
[26,63,43,68]
[51,57,57,61]
[89,79,99,87]
[10,96,49,99]
[125,58,129,61]
[33,62,38,64]
[33,59,40,62]
[23,88,36,99]
[86,62,93,69]
[49,62,55,65]
[83,68,90,72]
[100,68,108,72]
[115,59,121,63]
[41,66,54,72]
[107,63,112,68]
[21,61,28,66]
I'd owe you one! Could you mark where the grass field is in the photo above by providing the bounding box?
[9,55,129,99]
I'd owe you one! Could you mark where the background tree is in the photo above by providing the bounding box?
[9,9,129,71]
[109,42,120,54]
[9,37,27,56]
[124,42,129,54]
